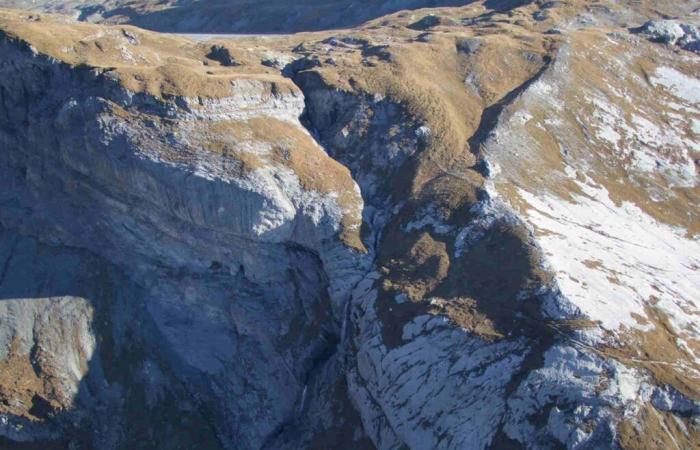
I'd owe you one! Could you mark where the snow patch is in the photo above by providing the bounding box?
[651,66,700,105]
[516,178,700,341]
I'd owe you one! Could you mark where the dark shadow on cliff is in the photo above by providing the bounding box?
[0,226,225,449]
[482,0,531,12]
[93,0,474,33]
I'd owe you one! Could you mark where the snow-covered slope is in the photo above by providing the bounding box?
[486,29,700,344]
[0,1,698,449]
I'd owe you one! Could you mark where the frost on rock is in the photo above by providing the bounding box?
[0,27,370,449]
[635,20,700,54]
[516,179,700,337]
[403,203,453,235]
[650,66,700,106]
[484,34,700,340]
[504,345,651,449]
[2,5,700,450]
[454,197,519,258]
[479,25,700,450]
[349,280,533,450]
[414,125,432,144]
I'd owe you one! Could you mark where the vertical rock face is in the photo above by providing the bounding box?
[0,1,699,449]
[286,3,700,448]
[0,14,370,448]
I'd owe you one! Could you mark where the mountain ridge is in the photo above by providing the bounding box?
[0,1,698,448]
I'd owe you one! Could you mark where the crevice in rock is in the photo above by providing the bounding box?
[468,54,554,176]
[0,231,16,286]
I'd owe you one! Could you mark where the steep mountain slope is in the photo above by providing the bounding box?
[0,1,698,449]
[0,0,697,33]
[0,11,371,448]
[0,0,469,33]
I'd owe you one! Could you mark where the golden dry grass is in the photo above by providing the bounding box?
[3,5,700,444]
[0,8,300,98]
[618,402,700,450]
[492,28,700,236]
[246,117,366,251]
[104,108,366,250]
[0,338,65,420]
[603,306,700,402]
[0,10,367,249]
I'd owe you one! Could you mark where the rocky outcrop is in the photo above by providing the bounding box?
[0,17,371,448]
[286,5,700,448]
[634,19,700,54]
[0,1,699,449]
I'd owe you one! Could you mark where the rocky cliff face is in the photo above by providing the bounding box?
[0,13,371,448]
[0,1,699,449]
